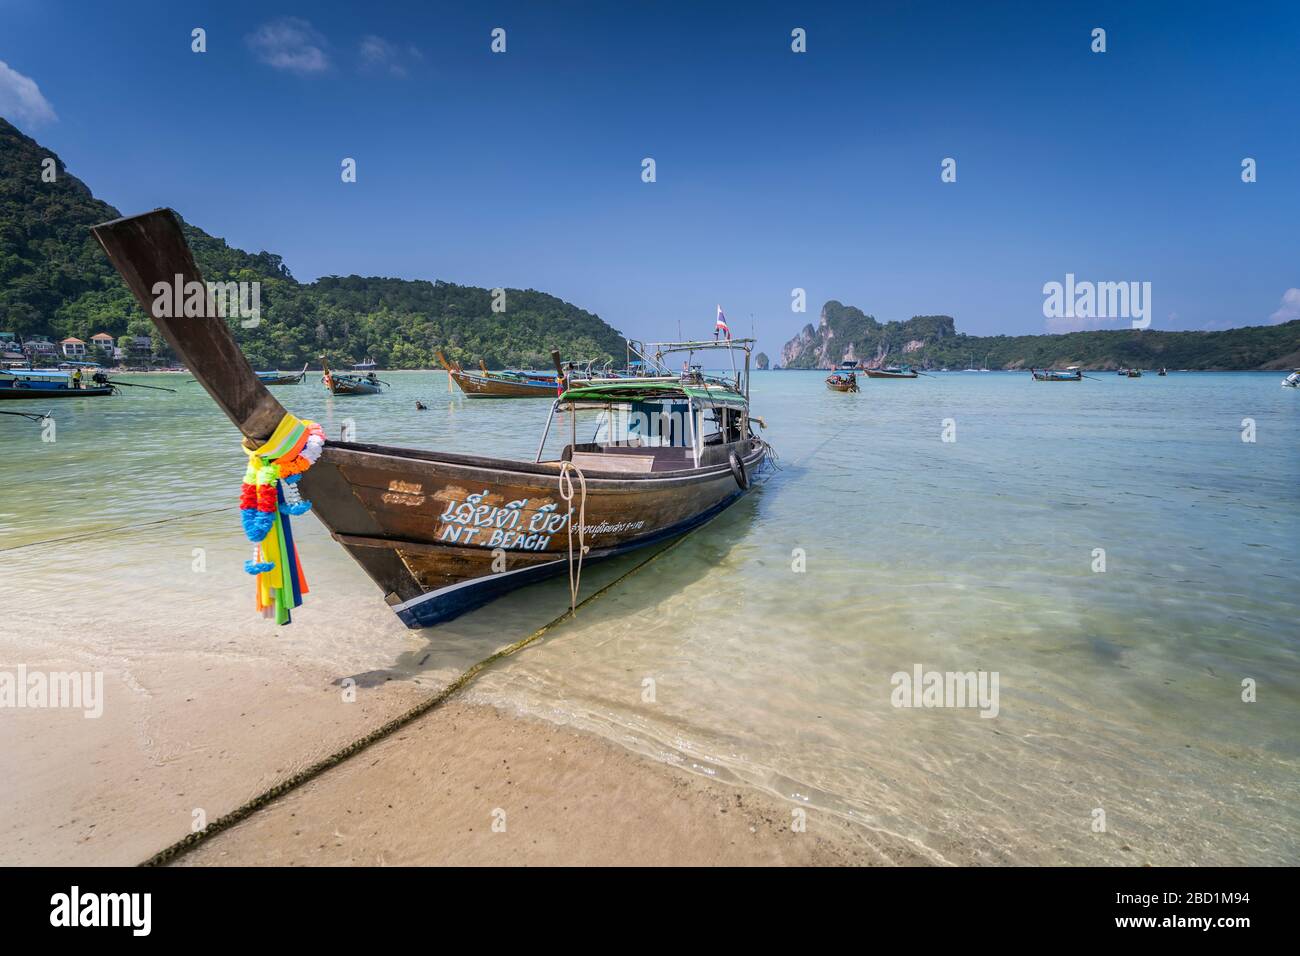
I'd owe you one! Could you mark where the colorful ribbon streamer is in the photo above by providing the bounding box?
[238,413,325,625]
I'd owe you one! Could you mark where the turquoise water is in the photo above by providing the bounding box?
[2,369,1297,863]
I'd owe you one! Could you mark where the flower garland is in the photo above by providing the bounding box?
[238,413,325,625]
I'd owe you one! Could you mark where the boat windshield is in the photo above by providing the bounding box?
[535,379,750,467]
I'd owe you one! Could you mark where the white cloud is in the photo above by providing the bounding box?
[1268,288,1300,325]
[0,60,57,125]
[359,35,420,76]
[247,18,330,74]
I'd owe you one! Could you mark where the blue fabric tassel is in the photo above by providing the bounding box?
[241,508,275,542]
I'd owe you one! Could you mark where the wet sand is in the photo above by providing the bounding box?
[0,636,912,866]
[178,701,914,866]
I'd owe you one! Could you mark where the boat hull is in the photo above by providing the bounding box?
[257,374,305,385]
[863,369,917,379]
[450,370,557,398]
[299,438,766,627]
[0,385,115,399]
[327,380,383,395]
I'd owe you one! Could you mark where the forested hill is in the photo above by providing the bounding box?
[781,300,1300,371]
[0,117,626,368]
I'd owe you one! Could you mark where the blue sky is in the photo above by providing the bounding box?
[2,0,1297,353]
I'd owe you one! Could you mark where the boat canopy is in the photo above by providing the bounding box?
[0,368,71,379]
[559,378,748,409]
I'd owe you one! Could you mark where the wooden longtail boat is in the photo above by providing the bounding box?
[826,372,859,392]
[437,351,560,398]
[256,363,309,386]
[92,209,770,628]
[1126,369,1142,378]
[863,365,918,379]
[1031,367,1082,382]
[1283,370,1300,388]
[320,356,385,395]
[0,368,115,399]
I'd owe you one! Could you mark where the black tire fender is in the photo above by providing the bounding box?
[729,451,749,491]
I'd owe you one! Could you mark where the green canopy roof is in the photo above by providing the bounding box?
[559,379,748,409]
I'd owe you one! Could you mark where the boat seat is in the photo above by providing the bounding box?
[570,451,656,473]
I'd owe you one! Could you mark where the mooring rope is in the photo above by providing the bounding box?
[138,521,703,867]
[558,461,589,613]
[0,506,235,553]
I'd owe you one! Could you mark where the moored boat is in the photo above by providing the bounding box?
[1031,367,1082,382]
[321,356,385,395]
[93,208,772,629]
[437,351,561,398]
[256,363,309,386]
[1126,369,1142,378]
[863,364,918,379]
[0,367,115,399]
[826,371,859,392]
[1283,369,1299,388]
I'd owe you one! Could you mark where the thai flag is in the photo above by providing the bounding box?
[715,305,730,339]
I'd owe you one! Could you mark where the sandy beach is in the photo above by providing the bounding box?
[0,634,901,866]
[1,516,902,867]
[177,701,911,866]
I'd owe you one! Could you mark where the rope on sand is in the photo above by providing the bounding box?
[0,506,234,553]
[140,451,778,866]
[138,525,699,867]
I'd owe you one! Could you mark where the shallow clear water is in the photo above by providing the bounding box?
[2,369,1297,863]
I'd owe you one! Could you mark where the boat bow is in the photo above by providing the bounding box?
[92,209,286,442]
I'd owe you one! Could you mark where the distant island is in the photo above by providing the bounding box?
[0,118,627,370]
[781,301,1300,371]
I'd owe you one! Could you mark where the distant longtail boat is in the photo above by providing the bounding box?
[321,356,385,395]
[863,364,918,379]
[255,363,309,386]
[1031,367,1082,382]
[0,368,115,399]
[826,371,859,392]
[437,351,561,398]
